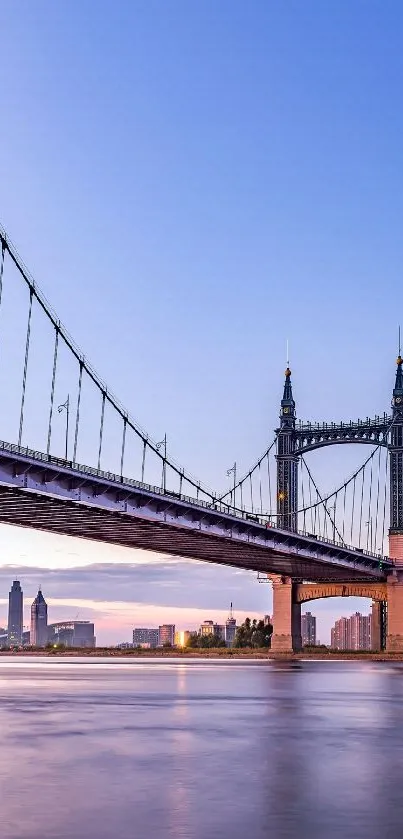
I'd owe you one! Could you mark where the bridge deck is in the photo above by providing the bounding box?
[0,440,393,583]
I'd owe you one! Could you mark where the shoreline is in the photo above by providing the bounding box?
[1,649,403,662]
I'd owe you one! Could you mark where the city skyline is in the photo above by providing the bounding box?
[0,570,380,649]
[0,560,376,646]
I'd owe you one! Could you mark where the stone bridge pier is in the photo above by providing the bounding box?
[269,576,391,653]
[385,535,403,652]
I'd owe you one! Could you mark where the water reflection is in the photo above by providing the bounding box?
[1,659,403,837]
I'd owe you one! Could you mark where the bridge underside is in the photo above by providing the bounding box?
[0,483,388,582]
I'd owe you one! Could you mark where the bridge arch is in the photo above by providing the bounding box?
[295,437,388,455]
[295,582,387,604]
[294,418,391,455]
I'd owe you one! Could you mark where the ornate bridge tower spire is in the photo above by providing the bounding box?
[389,353,403,555]
[385,353,403,653]
[276,366,298,531]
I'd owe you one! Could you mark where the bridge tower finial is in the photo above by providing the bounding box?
[282,365,295,409]
[394,350,403,400]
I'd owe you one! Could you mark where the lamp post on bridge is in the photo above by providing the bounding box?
[58,395,70,460]
[226,462,237,511]
[156,434,167,492]
[366,519,373,553]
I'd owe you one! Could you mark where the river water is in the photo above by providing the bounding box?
[1,657,403,838]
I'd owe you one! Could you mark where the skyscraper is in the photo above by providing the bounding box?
[159,625,175,646]
[7,580,23,646]
[301,612,317,646]
[330,612,371,650]
[30,588,48,647]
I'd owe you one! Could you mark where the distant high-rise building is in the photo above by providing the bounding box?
[48,621,95,648]
[225,603,237,647]
[8,580,23,646]
[133,628,159,648]
[159,624,175,646]
[301,612,317,646]
[331,612,371,650]
[30,588,48,647]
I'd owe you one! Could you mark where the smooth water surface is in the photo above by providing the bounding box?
[1,657,403,838]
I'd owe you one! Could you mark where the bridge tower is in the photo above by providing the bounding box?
[386,353,403,651]
[276,366,298,531]
[270,367,302,653]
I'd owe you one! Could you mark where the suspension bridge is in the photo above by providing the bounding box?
[0,223,402,653]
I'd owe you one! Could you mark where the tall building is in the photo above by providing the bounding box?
[331,612,372,650]
[8,580,23,646]
[48,621,96,648]
[225,603,237,647]
[30,588,48,647]
[301,612,317,646]
[133,628,159,648]
[199,620,226,643]
[159,624,175,646]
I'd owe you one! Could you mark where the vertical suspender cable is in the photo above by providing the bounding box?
[358,466,365,548]
[259,462,263,515]
[120,417,127,478]
[313,488,319,535]
[0,239,6,321]
[267,454,272,517]
[97,391,106,470]
[73,361,83,463]
[47,326,59,455]
[374,446,382,552]
[342,484,347,543]
[240,481,244,512]
[308,471,314,533]
[366,455,374,550]
[381,447,388,555]
[349,476,356,545]
[332,493,338,542]
[18,288,33,447]
[249,473,254,513]
[301,458,306,532]
[179,470,183,496]
[141,439,147,483]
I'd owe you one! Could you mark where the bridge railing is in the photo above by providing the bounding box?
[0,439,391,565]
[297,414,391,432]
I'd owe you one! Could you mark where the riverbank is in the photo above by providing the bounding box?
[1,648,403,661]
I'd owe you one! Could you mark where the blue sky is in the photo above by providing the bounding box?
[0,0,401,643]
